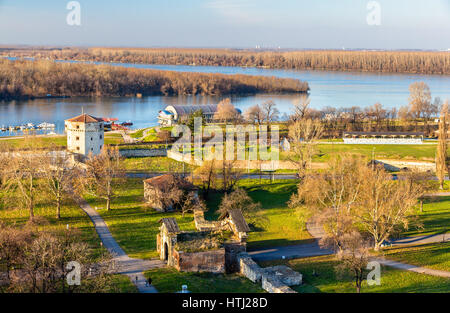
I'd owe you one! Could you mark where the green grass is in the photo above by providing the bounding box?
[0,198,105,261]
[85,178,196,259]
[123,156,195,173]
[110,275,139,293]
[205,179,312,251]
[380,242,450,271]
[144,268,264,293]
[0,135,67,148]
[104,133,125,145]
[259,255,450,293]
[403,196,450,237]
[280,143,448,163]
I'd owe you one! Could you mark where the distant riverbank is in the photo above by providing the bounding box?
[0,58,309,101]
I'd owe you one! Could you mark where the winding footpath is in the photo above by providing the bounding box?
[72,194,164,293]
[251,219,450,278]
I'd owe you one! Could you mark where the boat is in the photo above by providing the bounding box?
[38,122,56,129]
[121,120,133,126]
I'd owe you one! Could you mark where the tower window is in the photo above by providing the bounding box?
[76,136,80,141]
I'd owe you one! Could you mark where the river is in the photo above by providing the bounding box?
[1,61,449,136]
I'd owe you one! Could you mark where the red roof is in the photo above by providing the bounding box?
[144,174,197,191]
[65,114,102,123]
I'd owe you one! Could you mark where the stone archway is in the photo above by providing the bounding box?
[164,242,169,262]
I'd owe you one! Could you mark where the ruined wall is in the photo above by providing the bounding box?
[224,243,247,274]
[173,249,226,273]
[236,253,300,293]
[119,148,167,158]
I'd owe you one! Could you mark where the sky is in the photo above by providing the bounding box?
[0,0,449,50]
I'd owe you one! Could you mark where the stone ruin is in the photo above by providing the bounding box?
[236,253,302,293]
[156,209,250,274]
[156,209,303,293]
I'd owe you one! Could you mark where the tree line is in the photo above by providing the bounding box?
[6,47,450,75]
[0,59,309,101]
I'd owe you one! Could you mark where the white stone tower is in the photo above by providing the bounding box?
[64,113,104,156]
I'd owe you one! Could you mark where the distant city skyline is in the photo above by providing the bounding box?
[0,0,449,50]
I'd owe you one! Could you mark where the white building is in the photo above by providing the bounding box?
[343,132,424,145]
[158,105,218,126]
[65,114,104,156]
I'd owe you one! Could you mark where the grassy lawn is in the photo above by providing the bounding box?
[123,156,195,173]
[0,135,67,148]
[104,132,125,145]
[110,275,139,293]
[259,255,450,293]
[379,242,450,272]
[281,143,447,163]
[205,179,312,251]
[0,198,105,261]
[403,196,450,237]
[85,178,196,259]
[144,268,264,293]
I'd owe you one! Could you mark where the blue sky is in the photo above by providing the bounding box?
[0,0,449,49]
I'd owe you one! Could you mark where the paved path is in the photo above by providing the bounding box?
[120,130,136,144]
[72,194,164,293]
[251,218,450,278]
[372,257,450,278]
[249,242,333,261]
[387,233,449,247]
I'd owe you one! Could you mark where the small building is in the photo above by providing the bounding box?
[143,174,198,212]
[65,113,104,156]
[343,131,424,145]
[156,208,251,274]
[158,105,218,126]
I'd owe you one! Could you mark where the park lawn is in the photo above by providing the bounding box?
[109,275,139,293]
[123,156,195,173]
[0,135,67,148]
[205,179,312,251]
[129,128,149,139]
[300,143,444,163]
[0,198,105,262]
[144,268,264,293]
[104,132,124,145]
[259,255,450,293]
[379,242,450,272]
[84,178,196,259]
[403,196,450,237]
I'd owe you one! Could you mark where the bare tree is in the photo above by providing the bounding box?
[261,100,279,126]
[287,119,324,177]
[291,95,311,121]
[78,147,125,211]
[220,160,242,192]
[193,160,217,200]
[214,98,239,123]
[41,150,73,219]
[436,101,448,190]
[218,188,265,227]
[408,82,432,121]
[244,104,264,125]
[355,164,422,251]
[8,151,43,221]
[0,224,32,284]
[289,154,364,251]
[335,231,370,293]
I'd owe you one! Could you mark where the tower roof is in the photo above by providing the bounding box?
[65,113,101,123]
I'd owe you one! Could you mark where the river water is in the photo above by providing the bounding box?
[1,61,449,136]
